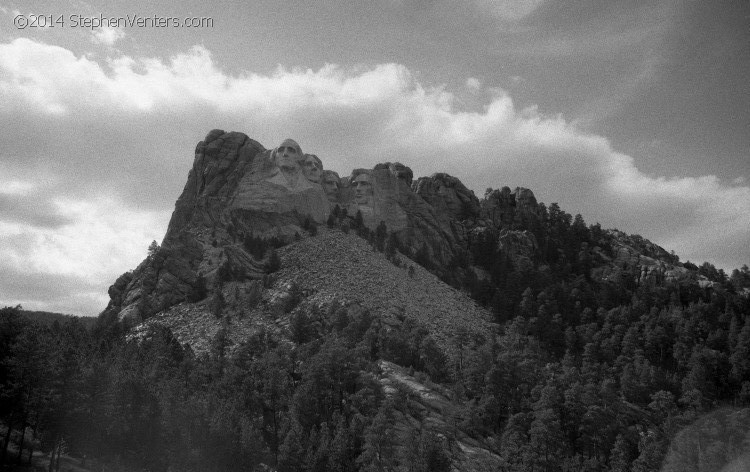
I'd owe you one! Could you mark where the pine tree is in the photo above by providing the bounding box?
[527,381,565,471]
[278,420,306,471]
[354,210,364,229]
[266,249,282,273]
[327,416,352,472]
[609,433,632,472]
[311,422,331,472]
[631,429,667,472]
[357,401,399,472]
[499,412,530,471]
[730,322,750,383]
[210,290,225,318]
[147,240,160,257]
[188,274,207,302]
[418,430,451,472]
[385,233,399,259]
[375,221,388,252]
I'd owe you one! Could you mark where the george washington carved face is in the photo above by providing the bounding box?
[273,139,303,171]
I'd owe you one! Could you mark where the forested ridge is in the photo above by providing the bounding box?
[2,197,750,472]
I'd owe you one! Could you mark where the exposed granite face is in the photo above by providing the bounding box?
[103,129,731,472]
[480,186,539,227]
[321,170,342,202]
[413,173,481,222]
[590,232,690,285]
[300,154,322,183]
[103,129,688,325]
[232,149,330,226]
[104,128,559,324]
[374,162,414,187]
[107,130,327,323]
[345,166,472,268]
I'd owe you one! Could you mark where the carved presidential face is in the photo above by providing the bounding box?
[276,146,298,169]
[353,173,373,205]
[321,171,340,198]
[274,139,302,171]
[301,154,322,183]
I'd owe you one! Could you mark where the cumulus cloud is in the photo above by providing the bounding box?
[0,196,169,315]
[466,77,482,91]
[1,37,748,314]
[0,192,72,228]
[90,26,126,46]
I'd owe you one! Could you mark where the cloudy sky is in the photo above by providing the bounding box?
[1,0,748,316]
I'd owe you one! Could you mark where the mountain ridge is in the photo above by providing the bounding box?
[4,129,749,472]
[102,129,708,332]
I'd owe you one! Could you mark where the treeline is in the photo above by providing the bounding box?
[0,302,453,471]
[449,286,750,470]
[298,199,750,471]
[4,196,750,471]
[456,200,747,325]
[441,200,750,470]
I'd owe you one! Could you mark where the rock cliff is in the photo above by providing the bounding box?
[104,130,497,325]
[103,129,691,333]
[99,128,717,472]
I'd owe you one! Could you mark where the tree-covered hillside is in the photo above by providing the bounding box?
[2,195,749,471]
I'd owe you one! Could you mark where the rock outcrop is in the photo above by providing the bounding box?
[480,186,539,227]
[98,128,730,472]
[102,129,691,331]
[589,230,690,286]
[496,228,539,271]
[104,131,485,324]
[414,173,480,222]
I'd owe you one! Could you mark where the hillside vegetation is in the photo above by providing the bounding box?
[2,197,749,471]
[3,130,750,471]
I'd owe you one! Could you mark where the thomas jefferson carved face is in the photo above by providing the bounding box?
[273,139,302,171]
[353,173,373,206]
[301,154,323,183]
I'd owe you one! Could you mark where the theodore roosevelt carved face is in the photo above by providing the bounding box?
[321,170,340,201]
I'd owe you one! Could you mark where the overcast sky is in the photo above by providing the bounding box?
[1,0,748,316]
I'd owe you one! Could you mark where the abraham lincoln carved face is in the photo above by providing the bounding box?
[353,172,373,206]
